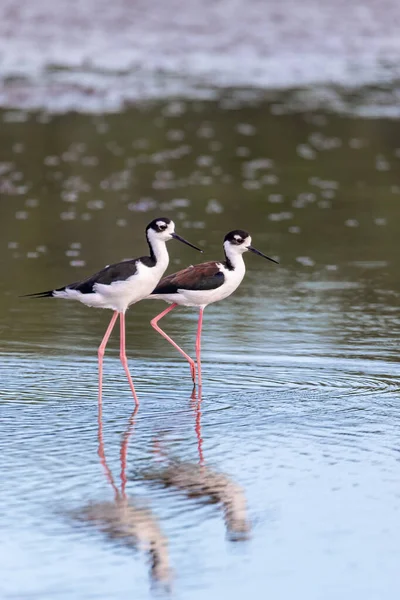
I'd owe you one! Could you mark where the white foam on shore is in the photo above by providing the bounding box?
[1,0,400,114]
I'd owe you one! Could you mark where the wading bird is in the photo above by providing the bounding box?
[149,230,278,388]
[23,218,202,405]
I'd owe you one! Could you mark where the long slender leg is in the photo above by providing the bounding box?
[150,303,197,383]
[119,312,139,406]
[195,308,204,389]
[98,311,119,404]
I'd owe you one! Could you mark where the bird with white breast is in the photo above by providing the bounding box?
[23,218,202,405]
[149,229,278,388]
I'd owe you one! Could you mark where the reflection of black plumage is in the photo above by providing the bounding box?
[144,461,251,540]
[79,498,171,583]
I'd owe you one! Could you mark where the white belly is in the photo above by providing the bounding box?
[173,284,238,307]
[151,263,246,308]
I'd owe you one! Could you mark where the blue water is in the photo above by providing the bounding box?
[1,291,400,599]
[1,98,400,599]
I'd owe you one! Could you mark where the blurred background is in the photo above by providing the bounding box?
[1,2,400,599]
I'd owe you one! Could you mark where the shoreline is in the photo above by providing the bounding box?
[1,0,400,115]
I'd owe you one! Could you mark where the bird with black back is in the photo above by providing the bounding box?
[23,218,202,405]
[148,230,278,389]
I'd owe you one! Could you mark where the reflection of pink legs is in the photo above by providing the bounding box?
[97,398,119,498]
[195,308,204,389]
[98,401,139,500]
[151,303,197,383]
[98,311,119,404]
[120,405,139,498]
[194,396,204,466]
[119,312,139,406]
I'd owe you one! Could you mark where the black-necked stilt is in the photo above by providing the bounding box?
[148,229,278,388]
[23,218,202,405]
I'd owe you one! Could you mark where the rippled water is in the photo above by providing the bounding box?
[1,100,400,599]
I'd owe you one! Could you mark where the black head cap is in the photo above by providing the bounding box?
[146,218,172,233]
[224,230,250,245]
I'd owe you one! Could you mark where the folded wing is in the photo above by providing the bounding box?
[152,262,225,294]
[23,258,143,297]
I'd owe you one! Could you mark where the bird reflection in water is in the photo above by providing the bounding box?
[77,402,172,586]
[146,389,251,541]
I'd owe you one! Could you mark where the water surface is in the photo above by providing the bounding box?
[1,100,400,599]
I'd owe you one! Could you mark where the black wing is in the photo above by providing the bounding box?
[68,259,142,294]
[152,262,225,295]
[23,256,153,298]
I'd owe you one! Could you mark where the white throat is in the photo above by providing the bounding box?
[148,235,170,272]
[223,241,246,271]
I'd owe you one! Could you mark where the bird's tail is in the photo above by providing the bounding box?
[20,290,55,298]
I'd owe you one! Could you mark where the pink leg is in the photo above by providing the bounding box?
[195,308,204,389]
[119,312,139,406]
[98,311,119,404]
[150,303,197,383]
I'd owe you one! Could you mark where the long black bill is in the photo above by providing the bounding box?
[247,245,279,264]
[172,232,203,252]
